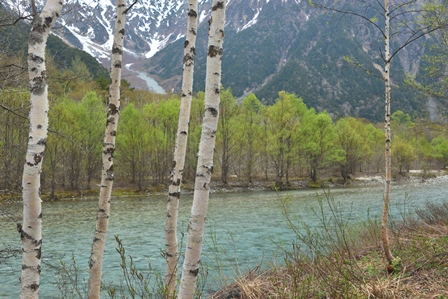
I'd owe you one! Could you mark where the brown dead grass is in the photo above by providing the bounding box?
[211,223,448,299]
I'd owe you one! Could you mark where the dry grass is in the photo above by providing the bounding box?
[211,201,448,299]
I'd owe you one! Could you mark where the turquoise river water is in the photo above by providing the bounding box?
[1,178,447,298]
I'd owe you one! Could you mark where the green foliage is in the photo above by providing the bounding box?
[392,137,416,174]
[300,110,337,182]
[2,81,448,193]
[431,136,448,168]
[266,91,307,186]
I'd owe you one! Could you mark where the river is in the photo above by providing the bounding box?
[1,178,447,298]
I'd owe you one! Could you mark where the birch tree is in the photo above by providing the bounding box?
[88,0,129,297]
[313,0,442,267]
[178,1,226,298]
[382,0,394,264]
[20,0,63,298]
[165,0,199,294]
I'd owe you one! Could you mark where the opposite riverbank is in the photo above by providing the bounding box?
[1,169,447,202]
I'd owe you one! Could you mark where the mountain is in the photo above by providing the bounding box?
[0,3,107,79]
[2,0,432,121]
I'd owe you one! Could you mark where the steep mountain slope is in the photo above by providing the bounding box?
[0,3,107,79]
[148,0,427,121]
[2,0,431,121]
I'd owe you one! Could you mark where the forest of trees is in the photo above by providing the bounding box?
[1,0,448,297]
[1,56,448,196]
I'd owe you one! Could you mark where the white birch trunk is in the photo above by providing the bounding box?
[165,0,199,295]
[382,0,394,265]
[20,1,63,298]
[88,0,126,297]
[178,1,226,298]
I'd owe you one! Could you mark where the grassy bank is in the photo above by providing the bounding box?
[211,197,448,299]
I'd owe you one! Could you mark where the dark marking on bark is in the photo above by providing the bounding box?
[106,166,114,181]
[104,147,115,156]
[208,17,212,27]
[30,75,46,95]
[169,192,180,198]
[191,47,196,55]
[38,212,42,219]
[203,183,207,189]
[213,72,219,76]
[114,61,122,68]
[180,131,187,135]
[109,103,119,115]
[37,125,42,129]
[44,17,53,26]
[93,237,100,242]
[166,252,174,257]
[189,28,196,35]
[184,40,189,48]
[215,88,220,95]
[188,9,197,17]
[119,28,125,35]
[189,268,199,276]
[208,45,222,58]
[112,47,122,55]
[183,53,193,64]
[33,154,42,165]
[31,67,37,73]
[29,282,39,291]
[22,264,30,270]
[29,54,44,64]
[98,209,106,213]
[37,138,46,146]
[212,1,224,11]
[107,117,115,126]
[110,130,116,136]
[171,160,177,168]
[89,258,95,268]
[205,107,218,117]
[36,246,41,259]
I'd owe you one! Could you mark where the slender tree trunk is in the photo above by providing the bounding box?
[178,1,226,298]
[88,1,126,297]
[20,1,63,298]
[382,0,394,265]
[165,0,199,295]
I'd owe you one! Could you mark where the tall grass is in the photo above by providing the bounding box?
[212,192,448,299]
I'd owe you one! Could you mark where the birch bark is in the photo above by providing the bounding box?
[382,0,394,265]
[178,1,226,298]
[165,0,199,295]
[20,0,63,298]
[88,0,126,297]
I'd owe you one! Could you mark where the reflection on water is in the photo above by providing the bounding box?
[1,181,447,298]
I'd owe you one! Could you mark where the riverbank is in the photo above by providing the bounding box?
[1,170,447,202]
[211,199,448,299]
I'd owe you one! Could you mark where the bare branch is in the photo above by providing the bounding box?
[124,0,139,14]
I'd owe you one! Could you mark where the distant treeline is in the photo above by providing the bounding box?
[1,61,447,195]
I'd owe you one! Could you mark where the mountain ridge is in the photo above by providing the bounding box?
[2,0,433,121]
